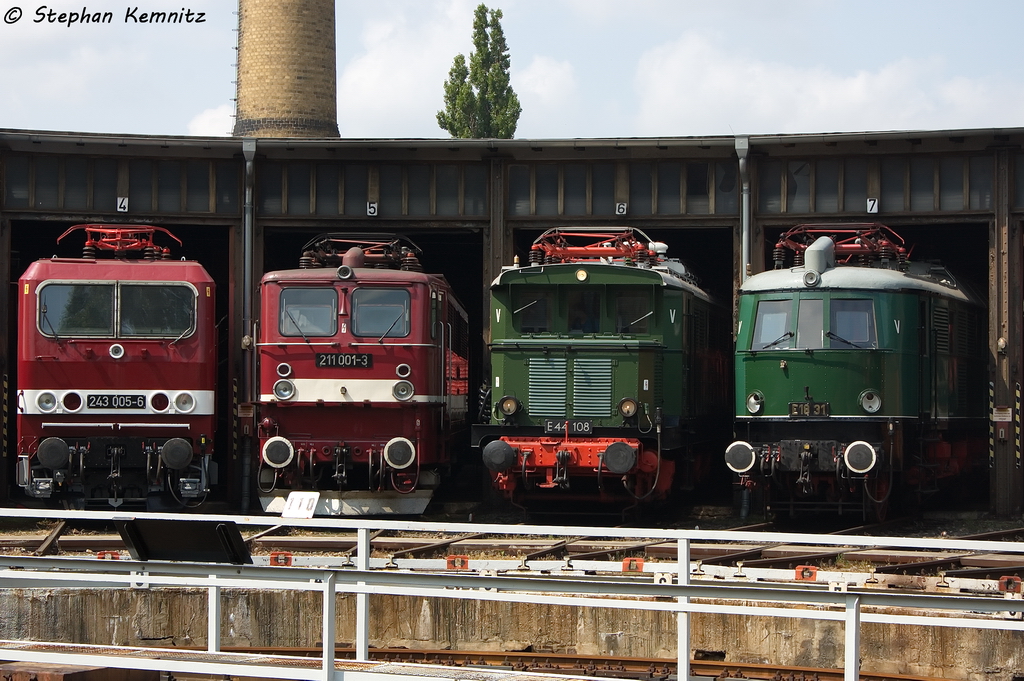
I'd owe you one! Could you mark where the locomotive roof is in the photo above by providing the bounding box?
[492,261,712,302]
[261,266,447,287]
[21,256,214,282]
[740,261,981,305]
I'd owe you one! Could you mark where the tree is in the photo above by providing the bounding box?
[437,4,521,139]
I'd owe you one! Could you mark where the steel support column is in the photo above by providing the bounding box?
[990,148,1023,515]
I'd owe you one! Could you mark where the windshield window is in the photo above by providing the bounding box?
[751,299,792,350]
[120,284,194,337]
[512,287,552,333]
[280,287,337,337]
[830,299,877,348]
[39,283,114,337]
[567,289,601,333]
[615,291,651,333]
[795,298,824,349]
[351,288,409,338]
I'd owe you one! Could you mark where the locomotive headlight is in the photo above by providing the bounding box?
[859,390,882,414]
[173,392,196,413]
[61,392,82,412]
[745,391,765,415]
[498,395,520,416]
[575,268,589,282]
[276,362,293,378]
[273,380,296,401]
[36,392,57,413]
[617,397,639,418]
[392,380,415,401]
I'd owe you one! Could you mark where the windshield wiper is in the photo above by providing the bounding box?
[39,304,61,343]
[378,310,405,343]
[826,330,864,349]
[513,299,540,315]
[169,304,195,347]
[284,307,311,346]
[760,330,793,349]
[628,310,655,327]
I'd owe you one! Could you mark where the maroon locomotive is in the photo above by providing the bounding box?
[16,225,217,509]
[254,234,469,515]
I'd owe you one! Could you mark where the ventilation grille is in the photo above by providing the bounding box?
[573,358,613,417]
[528,357,567,417]
[933,307,949,354]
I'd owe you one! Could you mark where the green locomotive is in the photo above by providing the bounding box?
[472,228,729,508]
[725,223,987,520]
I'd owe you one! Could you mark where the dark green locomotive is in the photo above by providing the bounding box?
[725,224,987,519]
[472,228,729,507]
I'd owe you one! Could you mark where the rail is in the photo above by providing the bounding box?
[0,508,1021,681]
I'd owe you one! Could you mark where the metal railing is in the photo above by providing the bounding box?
[0,507,1021,681]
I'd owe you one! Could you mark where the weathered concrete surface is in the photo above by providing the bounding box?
[0,590,1020,680]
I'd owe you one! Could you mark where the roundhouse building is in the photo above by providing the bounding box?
[0,128,1022,512]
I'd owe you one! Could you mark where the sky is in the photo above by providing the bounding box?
[1,0,1023,140]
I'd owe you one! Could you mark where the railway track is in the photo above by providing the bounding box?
[164,646,957,681]
[6,519,1024,578]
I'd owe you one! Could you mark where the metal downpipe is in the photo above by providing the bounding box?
[736,136,751,282]
[241,138,256,513]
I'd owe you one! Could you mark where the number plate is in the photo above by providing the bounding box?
[87,394,146,409]
[543,418,594,436]
[788,401,830,417]
[315,353,373,369]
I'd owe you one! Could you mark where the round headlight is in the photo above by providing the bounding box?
[150,393,169,412]
[276,362,293,377]
[62,392,82,412]
[174,392,196,413]
[109,344,125,359]
[617,398,638,418]
[392,380,414,401]
[396,363,412,378]
[498,396,520,416]
[746,391,765,415]
[36,392,57,413]
[575,268,588,282]
[273,380,296,401]
[860,390,881,414]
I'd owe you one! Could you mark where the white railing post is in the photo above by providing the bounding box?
[356,527,370,661]
[844,593,861,681]
[322,570,337,681]
[207,575,220,653]
[677,538,690,681]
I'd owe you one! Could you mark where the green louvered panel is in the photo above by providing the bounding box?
[573,358,613,417]
[528,357,567,416]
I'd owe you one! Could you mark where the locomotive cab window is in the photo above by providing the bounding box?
[280,287,338,337]
[829,299,877,349]
[512,287,552,333]
[352,288,410,338]
[119,284,195,337]
[751,299,792,350]
[567,289,601,333]
[38,283,114,337]
[795,298,824,349]
[615,290,652,334]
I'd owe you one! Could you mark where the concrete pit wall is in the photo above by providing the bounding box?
[0,590,1020,680]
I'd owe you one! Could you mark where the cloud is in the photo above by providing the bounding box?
[632,33,1024,136]
[188,104,234,136]
[514,56,577,137]
[337,1,478,138]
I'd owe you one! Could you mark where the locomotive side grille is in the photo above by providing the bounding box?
[933,307,950,354]
[572,358,613,417]
[957,361,970,413]
[654,354,664,405]
[528,357,567,416]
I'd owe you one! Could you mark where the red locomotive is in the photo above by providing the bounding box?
[16,225,218,509]
[254,234,469,515]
